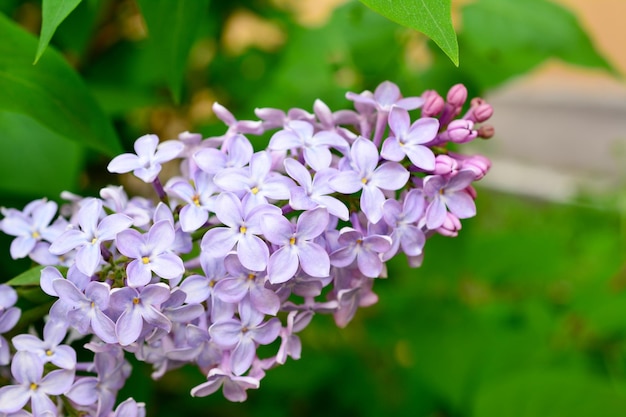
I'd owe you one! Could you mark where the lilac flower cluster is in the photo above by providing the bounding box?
[0,81,493,415]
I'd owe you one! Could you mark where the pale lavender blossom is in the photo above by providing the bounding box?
[201,192,281,271]
[107,134,184,183]
[381,106,439,171]
[166,170,217,232]
[346,81,423,112]
[109,398,146,417]
[209,300,281,375]
[191,355,260,402]
[423,170,477,230]
[0,199,57,259]
[109,283,172,346]
[330,228,392,278]
[12,320,76,370]
[0,351,74,415]
[0,285,21,366]
[261,207,330,284]
[269,120,348,171]
[329,137,409,223]
[381,189,426,260]
[193,133,253,175]
[49,198,133,277]
[116,219,184,287]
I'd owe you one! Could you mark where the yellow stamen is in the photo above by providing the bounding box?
[132,297,140,305]
[30,382,38,391]
[361,177,368,184]
[142,256,150,264]
[45,349,53,356]
[356,239,363,245]
[251,186,259,195]
[31,231,40,239]
[240,225,247,234]
[91,237,98,245]
[289,237,296,246]
[247,273,256,281]
[192,195,201,207]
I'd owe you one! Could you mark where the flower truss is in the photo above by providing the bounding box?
[0,81,494,416]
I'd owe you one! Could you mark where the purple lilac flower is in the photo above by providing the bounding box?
[193,133,253,175]
[213,151,293,207]
[107,134,184,183]
[191,358,260,402]
[0,351,74,415]
[212,254,280,316]
[51,278,117,343]
[283,158,349,220]
[332,269,379,328]
[49,198,133,277]
[329,137,409,223]
[109,283,172,346]
[330,227,392,278]
[100,186,153,228]
[0,285,21,366]
[201,192,281,271]
[261,207,330,284]
[209,300,281,375]
[116,219,184,287]
[269,120,348,171]
[167,323,222,371]
[381,189,426,260]
[166,170,217,232]
[254,106,314,131]
[423,170,477,230]
[109,397,146,417]
[0,199,57,259]
[12,320,76,370]
[381,106,439,171]
[346,81,423,113]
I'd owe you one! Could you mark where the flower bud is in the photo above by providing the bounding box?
[477,124,495,139]
[464,98,493,123]
[461,155,491,180]
[443,119,477,144]
[436,212,462,237]
[446,84,468,108]
[433,154,459,175]
[421,90,445,117]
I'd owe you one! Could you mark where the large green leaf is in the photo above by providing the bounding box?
[0,13,122,157]
[0,112,83,197]
[34,0,83,63]
[136,0,210,103]
[358,0,458,66]
[6,265,45,287]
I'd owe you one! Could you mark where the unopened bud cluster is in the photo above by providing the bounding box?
[0,81,493,416]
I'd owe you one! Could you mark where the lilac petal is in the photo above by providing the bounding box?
[231,339,256,375]
[140,283,171,305]
[77,199,102,234]
[190,376,223,398]
[227,134,254,168]
[9,236,35,259]
[65,377,98,405]
[388,106,410,136]
[213,193,243,228]
[48,229,86,254]
[269,130,302,150]
[39,368,74,395]
[213,278,246,303]
[116,309,143,346]
[250,318,281,345]
[49,346,76,370]
[371,162,409,190]
[402,189,426,223]
[209,320,242,347]
[237,235,268,272]
[153,140,184,163]
[180,205,209,232]
[315,195,349,221]
[330,246,357,267]
[408,117,439,144]
[135,165,162,183]
[360,185,385,224]
[97,214,133,241]
[214,168,252,193]
[249,286,280,316]
[363,235,392,253]
[201,228,239,258]
[267,247,298,284]
[445,192,476,219]
[141,306,171,331]
[423,175,447,196]
[380,137,404,162]
[404,145,436,171]
[357,252,383,278]
[30,391,59,416]
[350,137,379,173]
[179,275,211,304]
[222,376,259,402]
[134,134,159,156]
[52,279,85,304]
[328,170,362,194]
[298,243,330,278]
[284,158,312,189]
[296,207,328,240]
[374,81,400,106]
[194,148,227,174]
[116,229,144,259]
[11,334,43,352]
[425,198,447,230]
[108,153,141,174]
[303,147,331,171]
[85,281,111,309]
[146,220,175,254]
[446,169,477,191]
[126,260,152,288]
[91,311,117,344]
[399,226,425,257]
[68,308,92,333]
[0,385,30,413]
[150,253,184,279]
[260,214,292,245]
[40,266,62,296]
[396,96,424,110]
[0,307,20,333]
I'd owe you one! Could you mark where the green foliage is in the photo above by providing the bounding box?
[34,0,83,63]
[358,0,459,66]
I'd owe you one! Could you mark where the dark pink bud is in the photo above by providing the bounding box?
[436,212,462,237]
[446,120,477,144]
[446,84,467,107]
[422,90,445,117]
[433,154,459,175]
[478,124,495,139]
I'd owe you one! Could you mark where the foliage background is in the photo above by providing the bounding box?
[0,0,624,416]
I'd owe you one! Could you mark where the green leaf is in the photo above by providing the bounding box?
[0,112,83,197]
[358,0,458,66]
[6,265,45,287]
[136,0,210,103]
[0,13,122,157]
[34,0,83,63]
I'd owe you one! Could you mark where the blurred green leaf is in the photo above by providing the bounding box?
[473,368,626,417]
[34,0,83,63]
[136,0,210,103]
[0,112,83,197]
[358,0,458,66]
[460,0,615,89]
[6,265,44,287]
[0,13,122,156]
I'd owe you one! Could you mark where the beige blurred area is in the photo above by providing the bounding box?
[474,0,626,202]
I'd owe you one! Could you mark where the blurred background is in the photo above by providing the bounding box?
[1,0,625,416]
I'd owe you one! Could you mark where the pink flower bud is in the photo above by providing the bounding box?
[433,154,459,175]
[464,98,493,123]
[421,90,445,117]
[478,124,495,139]
[461,155,491,180]
[446,84,467,107]
[445,120,477,144]
[436,212,462,237]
